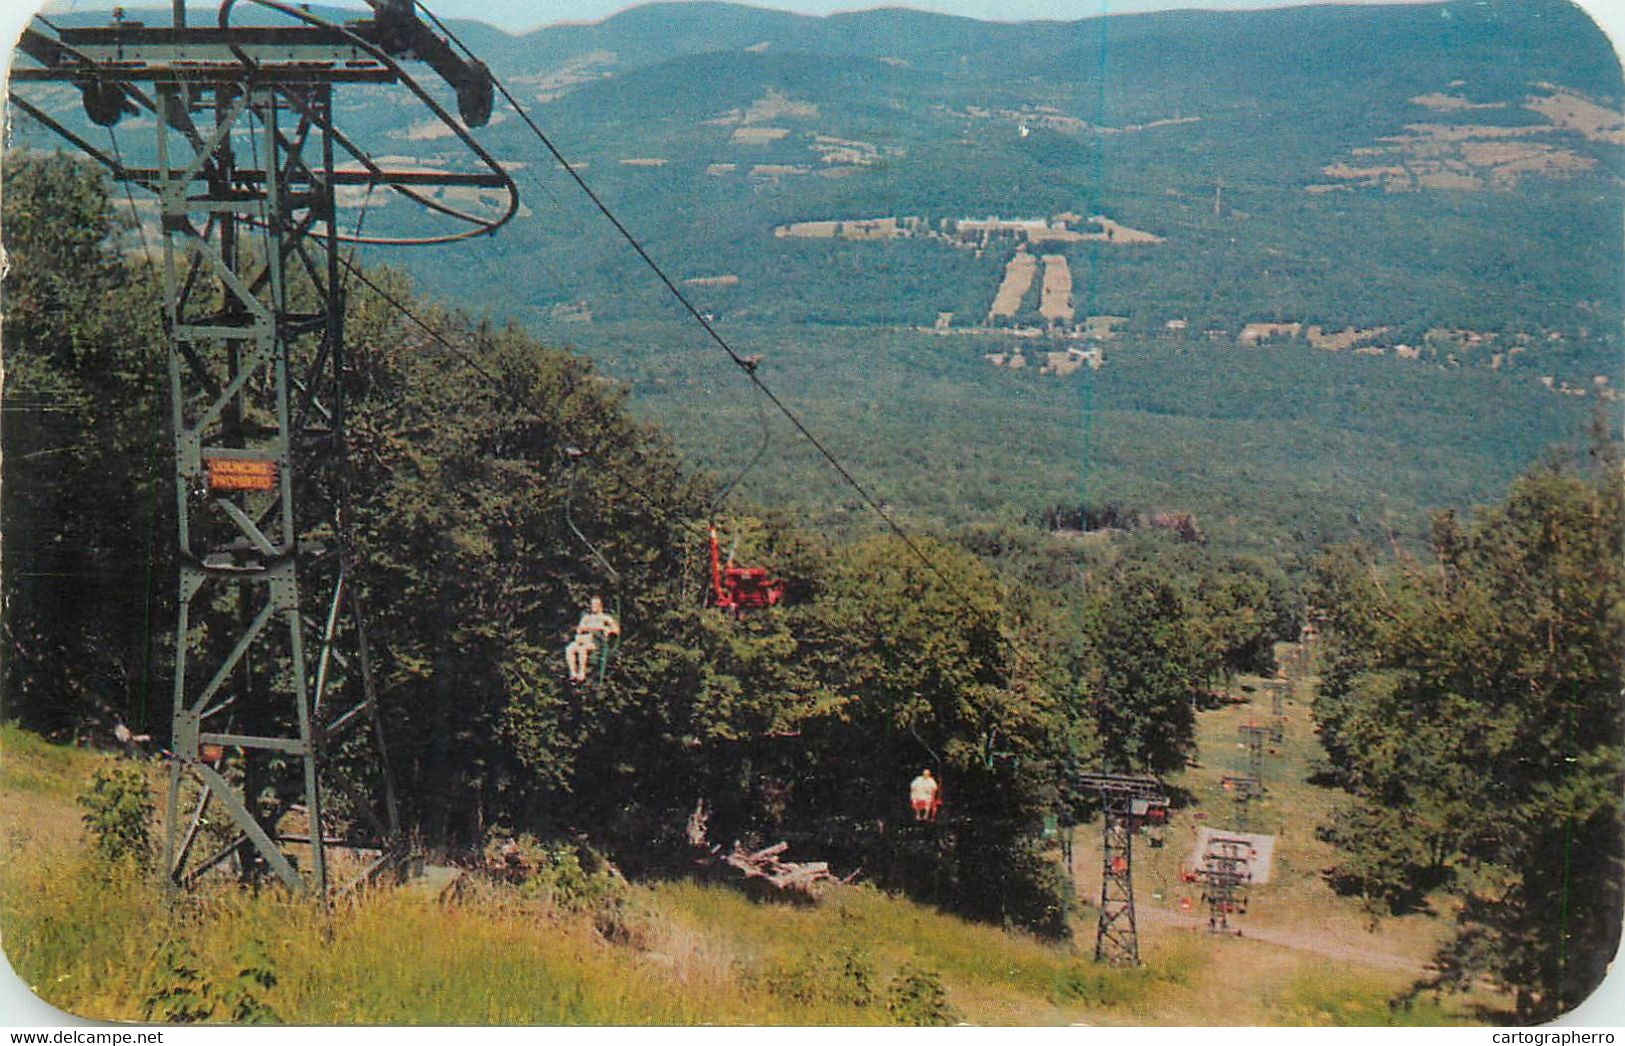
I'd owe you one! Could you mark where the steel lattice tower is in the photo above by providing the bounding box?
[11,1,513,893]
[1199,835,1250,935]
[1096,803,1139,963]
[1074,772,1168,965]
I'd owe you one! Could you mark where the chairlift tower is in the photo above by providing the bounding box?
[1240,721,1269,782]
[9,0,515,894]
[1233,721,1272,831]
[1073,771,1168,965]
[1198,835,1251,935]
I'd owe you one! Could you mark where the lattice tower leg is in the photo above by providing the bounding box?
[156,80,398,895]
[1094,807,1140,965]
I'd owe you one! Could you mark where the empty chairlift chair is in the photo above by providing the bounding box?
[709,526,785,612]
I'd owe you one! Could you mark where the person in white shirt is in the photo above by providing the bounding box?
[909,768,940,823]
[566,595,620,684]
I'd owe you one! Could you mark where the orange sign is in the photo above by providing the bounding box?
[206,457,277,492]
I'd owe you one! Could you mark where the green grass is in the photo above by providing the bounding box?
[0,721,1504,1025]
[655,878,1196,1015]
[0,721,96,799]
[1266,970,1457,1027]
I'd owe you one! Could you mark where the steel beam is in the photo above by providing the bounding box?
[12,5,516,897]
[143,74,400,894]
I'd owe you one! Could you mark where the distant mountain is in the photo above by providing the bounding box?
[9,0,1622,548]
[18,1,1621,349]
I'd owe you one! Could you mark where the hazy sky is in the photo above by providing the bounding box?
[303,0,1438,31]
[21,0,1625,39]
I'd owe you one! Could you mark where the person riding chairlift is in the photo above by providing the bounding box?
[909,768,941,823]
[565,595,620,684]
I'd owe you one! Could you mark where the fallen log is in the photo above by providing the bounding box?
[689,800,840,899]
[723,842,835,899]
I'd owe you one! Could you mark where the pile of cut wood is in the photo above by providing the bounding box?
[686,799,844,900]
[721,841,836,898]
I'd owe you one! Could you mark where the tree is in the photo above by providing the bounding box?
[341,287,705,849]
[1078,565,1203,776]
[1311,451,1624,1020]
[786,535,1070,934]
[78,763,156,871]
[0,152,170,739]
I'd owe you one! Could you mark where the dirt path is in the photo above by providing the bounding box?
[1134,903,1426,974]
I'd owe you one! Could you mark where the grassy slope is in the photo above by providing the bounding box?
[0,699,1510,1024]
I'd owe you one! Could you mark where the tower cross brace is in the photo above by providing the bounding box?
[11,6,510,894]
[1074,771,1168,965]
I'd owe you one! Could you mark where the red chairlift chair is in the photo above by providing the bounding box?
[709,526,785,612]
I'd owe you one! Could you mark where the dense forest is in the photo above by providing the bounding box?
[14,0,1619,560]
[1,153,1288,933]
[1310,446,1624,1019]
[3,148,1620,1019]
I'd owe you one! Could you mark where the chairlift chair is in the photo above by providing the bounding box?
[709,525,784,612]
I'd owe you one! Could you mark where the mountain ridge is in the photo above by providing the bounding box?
[9,0,1622,551]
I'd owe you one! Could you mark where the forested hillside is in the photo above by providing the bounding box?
[2,0,1622,1025]
[2,153,1289,933]
[14,0,1622,553]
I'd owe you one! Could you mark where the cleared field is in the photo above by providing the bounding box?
[1085,217,1163,244]
[1041,349,1084,376]
[1239,322,1302,345]
[1459,141,1595,182]
[811,135,882,166]
[777,220,838,238]
[1409,92,1506,113]
[1312,102,1602,193]
[1525,86,1625,144]
[732,126,790,144]
[1039,254,1074,324]
[843,218,898,240]
[1081,314,1128,340]
[508,51,617,103]
[1413,170,1483,190]
[750,164,807,178]
[1307,326,1390,352]
[742,89,817,123]
[987,250,1038,320]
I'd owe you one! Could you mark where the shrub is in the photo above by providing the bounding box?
[762,943,877,1008]
[222,937,280,1024]
[77,763,154,870]
[140,937,217,1023]
[885,964,958,1026]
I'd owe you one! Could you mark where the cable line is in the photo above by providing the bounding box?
[413,1,991,621]
[323,246,711,545]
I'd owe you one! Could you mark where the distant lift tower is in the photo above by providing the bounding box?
[1073,772,1169,965]
[1229,720,1272,831]
[1198,835,1252,936]
[10,0,516,893]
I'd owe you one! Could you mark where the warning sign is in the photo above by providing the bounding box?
[205,457,277,492]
